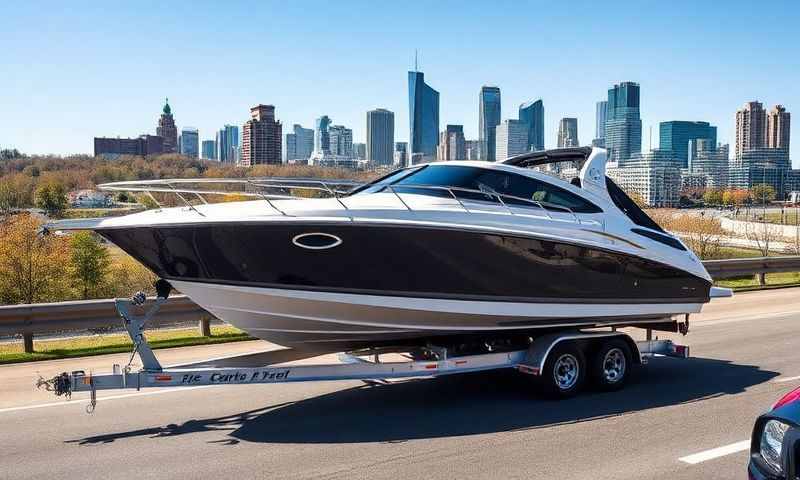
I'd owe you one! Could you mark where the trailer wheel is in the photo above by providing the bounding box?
[541,342,586,398]
[590,338,632,391]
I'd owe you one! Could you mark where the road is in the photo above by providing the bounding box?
[2,288,800,479]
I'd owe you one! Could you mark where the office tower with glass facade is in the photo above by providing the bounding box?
[465,140,481,160]
[495,119,529,161]
[688,140,729,189]
[366,108,395,166]
[179,127,199,158]
[557,118,579,148]
[284,124,314,163]
[479,86,501,160]
[518,99,544,152]
[328,125,353,158]
[437,124,466,161]
[408,70,439,162]
[659,121,717,168]
[314,115,332,155]
[393,142,408,166]
[240,104,282,166]
[594,100,608,147]
[201,140,216,160]
[353,143,366,160]
[605,82,642,164]
[156,98,178,153]
[216,125,239,163]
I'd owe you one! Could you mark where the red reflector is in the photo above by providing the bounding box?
[154,375,172,381]
[773,386,800,410]
[455,360,467,365]
[425,364,438,370]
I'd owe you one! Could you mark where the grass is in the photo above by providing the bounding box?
[732,210,800,226]
[715,271,800,290]
[0,325,253,365]
[710,246,763,259]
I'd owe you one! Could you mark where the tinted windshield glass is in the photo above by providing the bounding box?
[605,177,664,232]
[356,165,601,214]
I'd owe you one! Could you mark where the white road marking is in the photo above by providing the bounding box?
[0,385,214,415]
[773,374,800,384]
[678,440,750,464]
[694,310,800,328]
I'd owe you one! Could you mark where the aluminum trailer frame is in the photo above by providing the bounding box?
[38,294,690,413]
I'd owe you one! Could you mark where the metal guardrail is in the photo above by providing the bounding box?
[701,256,800,279]
[3,256,800,353]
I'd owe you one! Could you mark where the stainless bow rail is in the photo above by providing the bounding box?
[98,178,586,224]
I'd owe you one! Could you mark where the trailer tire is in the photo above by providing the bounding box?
[540,342,586,398]
[590,338,632,391]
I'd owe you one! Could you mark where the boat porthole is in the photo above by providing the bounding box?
[292,233,343,250]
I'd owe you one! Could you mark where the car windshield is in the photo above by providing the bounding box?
[352,164,601,214]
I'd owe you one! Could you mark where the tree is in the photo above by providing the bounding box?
[732,189,751,205]
[670,215,725,260]
[70,231,111,299]
[722,190,735,206]
[744,216,781,257]
[751,184,776,204]
[703,189,723,206]
[34,180,68,217]
[0,214,71,304]
[0,173,35,212]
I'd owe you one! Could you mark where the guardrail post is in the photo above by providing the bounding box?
[199,315,211,337]
[23,332,34,353]
[756,272,766,286]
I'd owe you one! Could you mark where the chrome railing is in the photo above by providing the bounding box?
[98,178,585,223]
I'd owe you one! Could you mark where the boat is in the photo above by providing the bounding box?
[52,147,729,352]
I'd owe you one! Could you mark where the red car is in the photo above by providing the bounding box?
[749,386,800,479]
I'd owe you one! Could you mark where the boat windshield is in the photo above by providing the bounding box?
[351,164,602,214]
[605,177,664,232]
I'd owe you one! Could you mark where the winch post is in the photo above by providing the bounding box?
[115,294,166,372]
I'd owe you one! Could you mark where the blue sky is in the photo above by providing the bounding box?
[2,0,798,163]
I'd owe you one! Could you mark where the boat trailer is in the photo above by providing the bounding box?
[37,292,691,413]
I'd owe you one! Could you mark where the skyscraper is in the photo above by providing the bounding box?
[437,124,466,161]
[767,105,791,151]
[353,143,366,160]
[240,104,282,166]
[314,115,331,155]
[394,142,408,166]
[201,140,216,160]
[465,140,481,160]
[216,125,239,163]
[659,121,717,168]
[179,127,199,158]
[408,70,439,162]
[156,98,178,153]
[605,82,642,164]
[284,124,314,163]
[557,118,579,148]
[594,100,608,147]
[479,86,501,160]
[495,119,529,161]
[735,101,767,159]
[366,108,395,166]
[519,99,544,152]
[328,125,353,158]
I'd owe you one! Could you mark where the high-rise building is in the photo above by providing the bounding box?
[366,108,395,166]
[94,135,164,158]
[659,121,717,168]
[594,100,608,147]
[314,115,332,155]
[216,125,239,163]
[179,127,199,159]
[479,86,502,160]
[465,140,481,160]
[518,99,544,152]
[557,118,579,148]
[437,124,466,161]
[408,70,439,162]
[767,105,791,151]
[284,124,314,163]
[394,142,408,166]
[328,125,353,157]
[606,149,681,207]
[735,101,767,159]
[353,143,366,160]
[688,140,729,189]
[156,98,178,153]
[495,119,529,161]
[240,104,282,166]
[201,140,216,160]
[605,82,642,164]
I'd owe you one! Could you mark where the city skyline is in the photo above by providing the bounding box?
[1,2,798,165]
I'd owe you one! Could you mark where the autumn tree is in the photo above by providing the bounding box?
[34,180,68,217]
[0,215,70,304]
[670,215,725,260]
[703,189,723,206]
[751,184,776,204]
[70,231,111,299]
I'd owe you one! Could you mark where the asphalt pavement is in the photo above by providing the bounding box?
[2,288,800,479]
